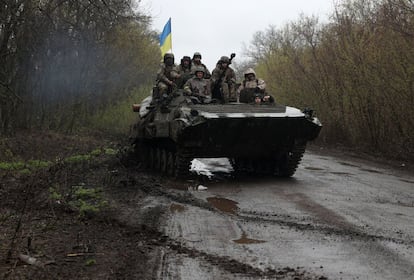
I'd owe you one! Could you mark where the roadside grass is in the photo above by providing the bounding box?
[0,147,117,174]
[48,184,109,218]
[0,160,52,173]
[70,185,109,217]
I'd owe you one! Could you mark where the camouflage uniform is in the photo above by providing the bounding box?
[191,52,211,79]
[176,56,192,88]
[238,68,273,103]
[183,66,211,103]
[156,53,180,97]
[211,56,236,102]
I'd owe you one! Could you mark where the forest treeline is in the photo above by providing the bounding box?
[1,0,413,160]
[0,0,160,134]
[248,0,413,159]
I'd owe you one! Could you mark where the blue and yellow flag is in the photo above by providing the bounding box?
[159,18,172,57]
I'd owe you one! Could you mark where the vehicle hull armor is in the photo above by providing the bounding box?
[131,94,322,177]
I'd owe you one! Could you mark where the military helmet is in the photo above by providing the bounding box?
[219,56,230,64]
[194,66,205,74]
[193,52,202,59]
[244,68,256,77]
[164,53,175,63]
[181,56,191,65]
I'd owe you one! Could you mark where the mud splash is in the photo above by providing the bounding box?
[207,197,239,215]
[233,232,266,244]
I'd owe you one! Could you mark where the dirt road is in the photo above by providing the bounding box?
[154,151,414,279]
[1,133,413,279]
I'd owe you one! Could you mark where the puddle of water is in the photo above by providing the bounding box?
[170,203,186,213]
[305,167,324,171]
[233,232,266,244]
[207,197,239,215]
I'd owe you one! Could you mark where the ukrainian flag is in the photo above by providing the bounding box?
[159,18,172,57]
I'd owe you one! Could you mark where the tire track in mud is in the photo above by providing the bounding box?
[135,177,414,247]
[109,210,325,280]
[237,210,414,246]
[235,191,414,247]
[109,173,328,279]
[115,170,414,278]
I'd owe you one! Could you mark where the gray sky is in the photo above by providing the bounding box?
[139,0,335,69]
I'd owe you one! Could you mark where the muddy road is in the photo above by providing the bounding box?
[1,133,413,279]
[151,151,414,280]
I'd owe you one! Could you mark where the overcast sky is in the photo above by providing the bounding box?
[139,0,336,69]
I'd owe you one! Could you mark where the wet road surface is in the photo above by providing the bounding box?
[155,152,414,279]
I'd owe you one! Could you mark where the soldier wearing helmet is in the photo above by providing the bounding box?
[238,68,273,104]
[183,66,211,103]
[155,53,180,97]
[176,56,192,88]
[211,55,237,103]
[191,52,211,79]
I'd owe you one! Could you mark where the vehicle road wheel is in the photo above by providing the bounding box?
[148,147,155,169]
[175,149,193,178]
[166,151,175,176]
[277,142,306,177]
[161,149,168,173]
[155,148,162,171]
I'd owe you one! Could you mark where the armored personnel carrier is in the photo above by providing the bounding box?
[131,92,322,177]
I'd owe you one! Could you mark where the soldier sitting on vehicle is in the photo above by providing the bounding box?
[211,55,237,103]
[191,52,211,79]
[183,66,211,104]
[238,68,274,104]
[154,53,180,100]
[176,56,192,88]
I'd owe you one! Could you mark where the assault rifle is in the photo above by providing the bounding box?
[212,53,236,101]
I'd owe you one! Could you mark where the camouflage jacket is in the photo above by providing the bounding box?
[237,78,266,93]
[191,62,211,78]
[156,63,180,84]
[183,77,211,97]
[177,65,193,83]
[211,66,236,86]
[177,64,192,75]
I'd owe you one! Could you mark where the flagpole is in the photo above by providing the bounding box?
[170,17,172,54]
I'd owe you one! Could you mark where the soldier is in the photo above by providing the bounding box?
[176,56,192,88]
[155,53,180,98]
[210,56,237,103]
[238,68,273,104]
[191,52,211,79]
[183,66,211,103]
